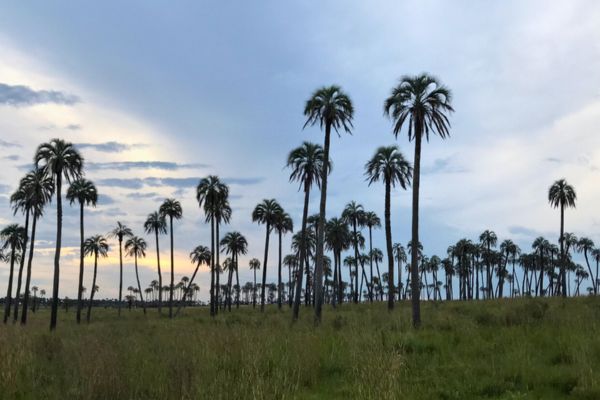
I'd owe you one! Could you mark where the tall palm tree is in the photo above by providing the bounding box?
[1,224,26,323]
[363,211,381,302]
[196,176,230,316]
[548,179,576,297]
[286,141,325,320]
[303,85,354,323]
[12,169,54,324]
[479,230,498,299]
[144,211,167,313]
[274,212,293,309]
[83,235,109,322]
[384,74,453,327]
[67,178,98,323]
[393,243,407,299]
[325,217,352,306]
[499,239,519,298]
[249,258,261,308]
[9,182,31,323]
[125,236,148,314]
[221,231,248,310]
[159,198,183,318]
[252,199,283,311]
[365,145,413,309]
[342,201,368,303]
[576,237,596,295]
[109,222,133,317]
[283,254,298,306]
[35,138,84,330]
[175,245,211,316]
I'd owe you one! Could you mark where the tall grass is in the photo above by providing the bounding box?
[1,297,599,399]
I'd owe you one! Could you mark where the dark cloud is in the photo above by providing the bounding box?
[74,142,147,153]
[125,192,161,200]
[97,176,264,190]
[2,155,19,161]
[422,157,468,174]
[545,157,562,163]
[66,124,82,130]
[98,194,116,205]
[508,226,544,238]
[86,161,208,171]
[89,207,127,217]
[0,83,80,106]
[0,139,21,148]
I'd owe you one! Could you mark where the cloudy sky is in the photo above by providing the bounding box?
[1,1,600,300]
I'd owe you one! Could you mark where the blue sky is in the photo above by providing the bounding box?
[1,1,600,299]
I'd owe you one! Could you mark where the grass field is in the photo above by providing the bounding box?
[0,297,599,399]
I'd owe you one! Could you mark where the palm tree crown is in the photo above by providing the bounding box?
[83,235,109,258]
[303,85,354,135]
[287,142,326,190]
[365,145,413,188]
[548,179,576,209]
[125,236,147,258]
[144,211,167,236]
[66,178,98,208]
[160,199,183,221]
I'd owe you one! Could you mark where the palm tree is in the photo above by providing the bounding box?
[83,235,109,322]
[576,237,596,295]
[325,217,352,306]
[274,211,293,309]
[479,230,498,299]
[393,243,407,299]
[384,74,453,327]
[283,254,298,306]
[548,179,576,297]
[125,236,148,314]
[196,176,230,316]
[31,286,38,312]
[144,211,167,313]
[9,181,31,323]
[362,211,381,302]
[286,141,325,320]
[159,199,183,318]
[365,145,413,310]
[303,85,354,323]
[12,169,53,324]
[249,258,261,308]
[1,224,26,323]
[220,231,248,310]
[175,245,211,316]
[252,199,283,311]
[109,222,133,317]
[342,201,368,303]
[35,138,84,330]
[499,239,519,298]
[66,178,98,323]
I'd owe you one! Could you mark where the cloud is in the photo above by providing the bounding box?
[66,124,82,130]
[125,192,161,200]
[2,155,19,161]
[86,161,208,171]
[0,139,20,148]
[88,207,127,217]
[74,141,147,153]
[97,176,265,190]
[422,157,468,174]
[545,157,562,163]
[0,184,10,194]
[97,194,116,205]
[0,83,80,106]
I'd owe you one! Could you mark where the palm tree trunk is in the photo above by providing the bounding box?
[134,254,146,314]
[210,217,216,316]
[235,256,240,308]
[560,204,566,297]
[21,214,38,324]
[13,210,30,323]
[215,220,221,314]
[155,230,163,314]
[3,244,16,323]
[253,268,257,308]
[175,262,202,317]
[583,250,596,295]
[384,179,394,310]
[169,215,174,318]
[77,203,85,323]
[410,132,422,327]
[50,173,62,331]
[278,230,283,309]
[260,223,270,311]
[368,226,374,303]
[313,123,331,324]
[292,184,310,320]
[86,252,98,323]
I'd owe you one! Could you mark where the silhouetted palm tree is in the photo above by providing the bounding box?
[125,236,147,314]
[576,237,596,295]
[144,211,167,313]
[1,224,26,323]
[159,198,183,318]
[196,176,230,316]
[479,230,498,299]
[67,178,98,323]
[175,245,211,316]
[9,180,31,323]
[548,179,576,297]
[274,211,293,309]
[385,74,453,327]
[249,258,260,308]
[342,201,368,303]
[303,85,354,323]
[12,169,53,324]
[110,222,132,317]
[393,243,407,299]
[35,138,83,330]
[287,141,325,320]
[83,235,109,322]
[252,199,283,311]
[221,231,248,310]
[362,211,381,302]
[325,217,351,306]
[365,145,412,309]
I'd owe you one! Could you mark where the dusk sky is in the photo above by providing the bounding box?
[1,1,600,300]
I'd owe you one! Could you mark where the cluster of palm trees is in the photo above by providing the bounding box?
[2,73,592,331]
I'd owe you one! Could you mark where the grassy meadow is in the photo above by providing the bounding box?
[0,297,599,399]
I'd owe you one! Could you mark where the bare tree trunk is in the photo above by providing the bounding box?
[410,133,422,327]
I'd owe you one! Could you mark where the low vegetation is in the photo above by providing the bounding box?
[1,297,599,399]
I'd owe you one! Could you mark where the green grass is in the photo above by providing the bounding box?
[1,297,599,399]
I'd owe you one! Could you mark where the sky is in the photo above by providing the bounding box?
[1,1,600,301]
